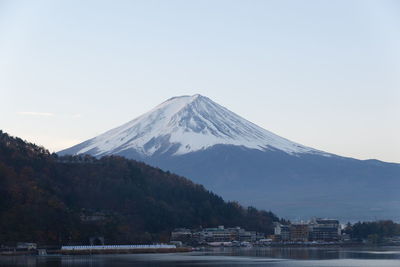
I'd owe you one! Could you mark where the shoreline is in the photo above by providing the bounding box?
[0,247,193,256]
[59,247,193,255]
[3,244,399,257]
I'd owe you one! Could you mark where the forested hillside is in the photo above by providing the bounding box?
[0,131,281,245]
[344,220,400,243]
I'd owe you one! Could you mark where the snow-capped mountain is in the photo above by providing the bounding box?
[60,95,400,221]
[61,94,327,158]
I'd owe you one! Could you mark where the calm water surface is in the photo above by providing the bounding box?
[1,247,399,267]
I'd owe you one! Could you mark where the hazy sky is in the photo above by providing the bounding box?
[1,0,399,163]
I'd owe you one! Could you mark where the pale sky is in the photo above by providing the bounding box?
[0,0,399,163]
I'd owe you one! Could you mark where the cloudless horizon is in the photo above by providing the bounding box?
[1,0,399,163]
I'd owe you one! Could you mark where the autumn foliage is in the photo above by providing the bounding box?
[0,131,280,245]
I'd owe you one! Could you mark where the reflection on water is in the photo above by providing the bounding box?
[0,247,399,267]
[210,246,400,260]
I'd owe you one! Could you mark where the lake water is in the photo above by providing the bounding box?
[1,247,400,266]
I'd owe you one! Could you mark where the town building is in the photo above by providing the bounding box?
[171,225,262,244]
[274,218,341,242]
[16,242,37,250]
[170,228,192,243]
[309,219,340,241]
[290,223,309,242]
[274,223,290,241]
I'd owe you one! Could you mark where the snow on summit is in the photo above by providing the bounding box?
[65,94,326,157]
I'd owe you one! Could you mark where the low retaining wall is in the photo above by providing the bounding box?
[59,247,191,255]
[61,244,176,251]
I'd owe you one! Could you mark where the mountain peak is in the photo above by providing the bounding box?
[161,94,209,109]
[164,93,205,101]
[60,95,328,157]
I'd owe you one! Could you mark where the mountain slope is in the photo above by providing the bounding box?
[60,95,400,221]
[146,146,400,221]
[60,94,328,157]
[0,130,280,245]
